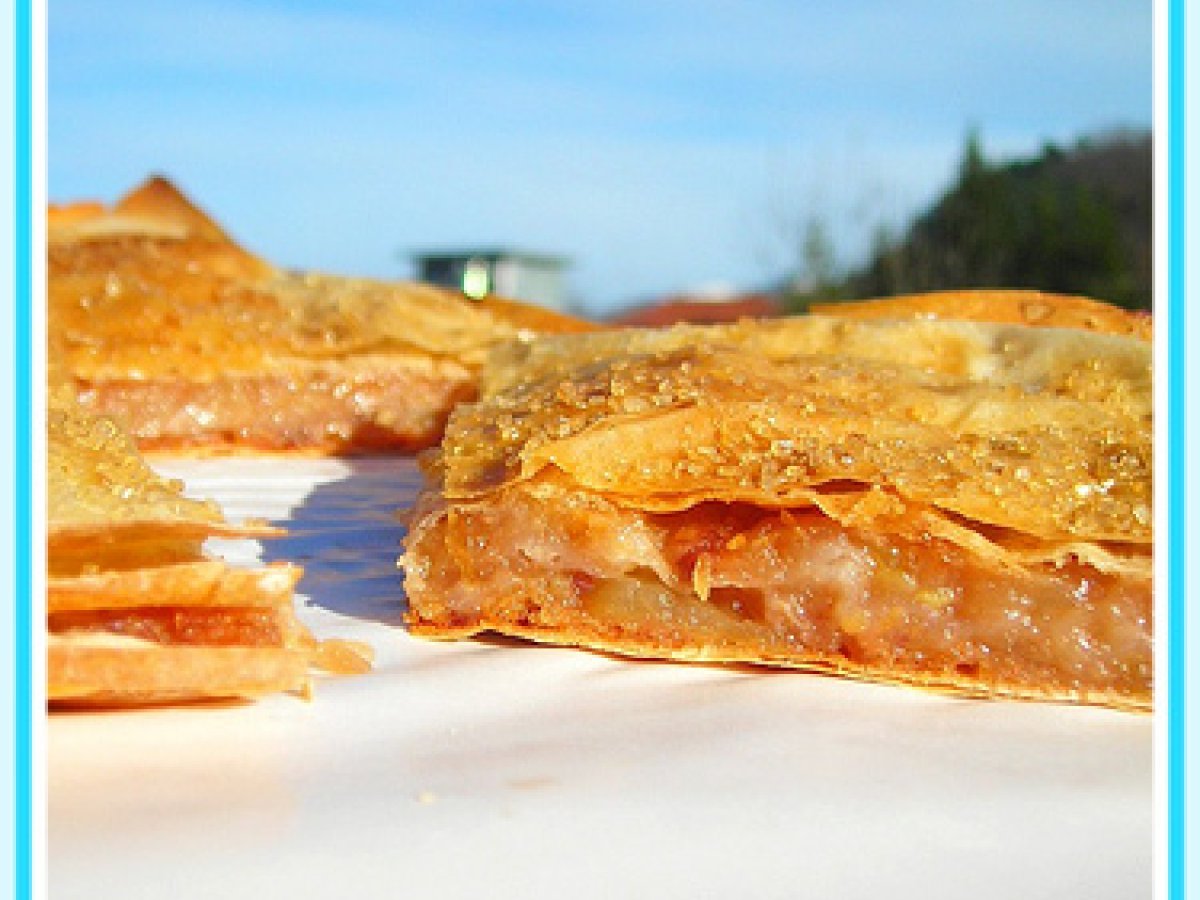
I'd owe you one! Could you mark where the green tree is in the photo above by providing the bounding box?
[840,130,1150,309]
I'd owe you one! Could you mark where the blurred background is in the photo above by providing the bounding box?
[49,0,1152,321]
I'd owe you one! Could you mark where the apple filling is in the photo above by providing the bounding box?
[72,360,475,454]
[48,606,295,648]
[404,489,1151,706]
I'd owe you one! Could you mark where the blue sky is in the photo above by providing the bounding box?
[49,0,1152,315]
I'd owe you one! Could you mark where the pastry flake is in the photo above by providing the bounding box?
[810,289,1152,342]
[48,177,594,455]
[401,306,1152,710]
[47,391,371,706]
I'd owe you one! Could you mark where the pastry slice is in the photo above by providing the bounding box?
[401,306,1152,710]
[47,391,370,705]
[48,176,594,455]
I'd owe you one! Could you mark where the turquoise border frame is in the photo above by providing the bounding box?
[12,0,33,895]
[1167,0,1187,897]
[9,3,1189,900]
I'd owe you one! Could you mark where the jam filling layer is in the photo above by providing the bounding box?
[405,492,1151,702]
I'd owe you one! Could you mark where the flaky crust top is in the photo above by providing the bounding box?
[46,390,273,545]
[48,391,221,532]
[437,316,1152,545]
[49,177,593,381]
[810,289,1152,342]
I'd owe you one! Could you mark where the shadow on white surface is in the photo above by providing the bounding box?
[256,458,421,626]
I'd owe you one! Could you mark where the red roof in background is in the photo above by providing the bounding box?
[608,292,784,327]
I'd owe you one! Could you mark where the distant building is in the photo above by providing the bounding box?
[412,249,570,311]
[608,290,784,327]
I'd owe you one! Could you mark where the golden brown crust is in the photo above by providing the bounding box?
[48,391,226,534]
[50,175,237,245]
[47,635,312,704]
[406,618,1149,712]
[810,289,1152,342]
[447,317,1151,544]
[112,174,237,243]
[47,561,300,613]
[48,177,597,454]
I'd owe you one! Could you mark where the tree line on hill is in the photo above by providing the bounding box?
[787,128,1152,312]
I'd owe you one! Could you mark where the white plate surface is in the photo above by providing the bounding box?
[48,458,1152,900]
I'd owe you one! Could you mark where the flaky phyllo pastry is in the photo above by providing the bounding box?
[402,305,1152,710]
[47,392,371,705]
[809,289,1152,342]
[48,177,592,455]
